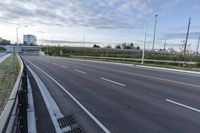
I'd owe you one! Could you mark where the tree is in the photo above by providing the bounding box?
[93,44,100,48]
[136,46,140,50]
[105,45,112,48]
[124,45,131,49]
[121,43,126,49]
[121,43,134,49]
[115,45,121,49]
[130,43,134,49]
[0,39,10,45]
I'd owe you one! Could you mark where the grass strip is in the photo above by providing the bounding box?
[0,55,20,114]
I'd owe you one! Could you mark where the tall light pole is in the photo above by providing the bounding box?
[164,39,166,51]
[141,0,149,64]
[83,35,86,56]
[197,37,200,54]
[14,25,27,73]
[152,14,158,50]
[183,17,191,57]
[16,25,28,45]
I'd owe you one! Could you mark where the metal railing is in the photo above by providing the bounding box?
[0,55,28,133]
[70,55,198,65]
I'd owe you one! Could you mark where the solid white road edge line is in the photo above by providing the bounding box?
[75,69,87,74]
[61,65,68,68]
[166,99,200,113]
[28,61,111,133]
[27,65,63,133]
[27,76,37,133]
[52,62,58,65]
[101,77,126,87]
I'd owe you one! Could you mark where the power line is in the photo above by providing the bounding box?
[152,14,158,50]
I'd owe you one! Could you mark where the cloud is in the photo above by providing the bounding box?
[0,0,147,29]
[0,0,199,36]
[161,32,200,40]
[39,39,98,44]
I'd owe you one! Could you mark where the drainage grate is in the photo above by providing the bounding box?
[57,114,77,129]
[65,125,85,133]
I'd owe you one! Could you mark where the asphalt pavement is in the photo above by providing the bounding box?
[0,53,11,63]
[22,55,200,133]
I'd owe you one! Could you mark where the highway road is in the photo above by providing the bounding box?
[0,53,11,64]
[0,52,6,57]
[22,55,200,133]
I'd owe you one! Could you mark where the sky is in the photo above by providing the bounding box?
[0,0,200,50]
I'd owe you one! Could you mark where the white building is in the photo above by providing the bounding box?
[23,35,37,46]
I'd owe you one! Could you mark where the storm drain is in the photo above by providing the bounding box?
[65,125,85,133]
[57,114,78,129]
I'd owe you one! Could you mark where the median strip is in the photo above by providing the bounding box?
[75,69,87,74]
[166,99,200,113]
[101,77,126,87]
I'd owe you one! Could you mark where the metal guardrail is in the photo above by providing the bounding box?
[70,56,198,65]
[0,55,28,133]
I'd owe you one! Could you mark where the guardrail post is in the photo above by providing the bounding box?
[22,66,28,107]
[17,64,28,133]
[23,65,27,76]
[18,90,27,133]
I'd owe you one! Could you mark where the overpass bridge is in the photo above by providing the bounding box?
[0,45,42,54]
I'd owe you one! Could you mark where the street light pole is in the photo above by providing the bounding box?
[197,37,200,54]
[16,28,18,45]
[14,25,27,73]
[164,39,166,51]
[83,35,86,56]
[141,0,149,64]
[152,14,158,50]
[16,25,28,45]
[183,17,191,57]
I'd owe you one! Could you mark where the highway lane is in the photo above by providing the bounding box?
[0,53,11,63]
[22,55,200,133]
[0,52,5,56]
[54,57,200,86]
[0,52,7,58]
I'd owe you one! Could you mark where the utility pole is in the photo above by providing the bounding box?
[13,47,16,73]
[183,17,191,56]
[83,35,85,47]
[141,0,149,64]
[83,35,86,56]
[152,14,158,51]
[16,28,18,46]
[164,40,166,51]
[197,37,200,54]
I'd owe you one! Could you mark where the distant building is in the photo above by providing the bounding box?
[0,37,11,45]
[23,35,37,46]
